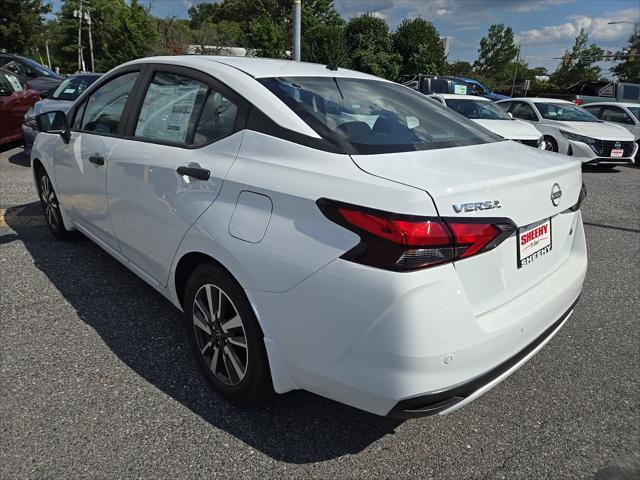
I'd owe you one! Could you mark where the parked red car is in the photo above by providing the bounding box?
[0,68,40,145]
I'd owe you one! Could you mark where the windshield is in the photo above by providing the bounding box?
[51,74,100,101]
[21,57,59,78]
[627,106,640,121]
[446,98,511,120]
[534,103,599,122]
[260,77,500,155]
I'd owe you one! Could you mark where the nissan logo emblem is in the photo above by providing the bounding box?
[550,183,562,207]
[614,141,621,149]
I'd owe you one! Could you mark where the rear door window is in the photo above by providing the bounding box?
[133,71,239,147]
[511,102,538,121]
[621,84,640,101]
[600,106,634,125]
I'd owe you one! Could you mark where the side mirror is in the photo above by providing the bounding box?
[508,112,513,119]
[40,90,50,99]
[36,110,71,143]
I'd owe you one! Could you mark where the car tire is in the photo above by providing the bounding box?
[183,263,273,405]
[36,167,76,240]
[543,136,558,152]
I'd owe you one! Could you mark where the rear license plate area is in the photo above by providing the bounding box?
[517,218,552,268]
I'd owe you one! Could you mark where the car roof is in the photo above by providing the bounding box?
[498,97,572,104]
[432,93,490,101]
[124,55,386,81]
[582,102,639,108]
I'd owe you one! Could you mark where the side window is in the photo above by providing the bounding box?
[496,101,512,112]
[601,106,634,125]
[193,90,238,146]
[3,61,25,76]
[582,106,602,119]
[0,72,23,94]
[134,72,208,145]
[72,101,87,129]
[621,84,640,101]
[80,72,139,135]
[511,102,537,121]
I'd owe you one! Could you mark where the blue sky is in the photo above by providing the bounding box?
[51,0,640,77]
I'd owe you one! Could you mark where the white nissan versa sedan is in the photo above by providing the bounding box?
[429,94,545,149]
[31,57,588,418]
[497,98,637,166]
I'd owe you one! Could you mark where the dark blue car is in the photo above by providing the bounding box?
[457,77,509,101]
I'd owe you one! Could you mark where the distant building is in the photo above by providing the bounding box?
[439,37,453,57]
[186,45,253,56]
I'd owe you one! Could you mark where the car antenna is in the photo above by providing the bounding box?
[326,39,357,71]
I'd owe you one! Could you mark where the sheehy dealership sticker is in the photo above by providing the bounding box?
[518,218,552,268]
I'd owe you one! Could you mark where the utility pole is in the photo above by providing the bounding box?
[85,10,94,72]
[45,40,51,69]
[510,45,521,97]
[292,0,301,61]
[73,0,84,71]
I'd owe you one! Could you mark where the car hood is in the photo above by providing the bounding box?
[26,99,73,118]
[471,119,541,140]
[543,120,635,141]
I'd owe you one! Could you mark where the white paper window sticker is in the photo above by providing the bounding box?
[5,74,23,92]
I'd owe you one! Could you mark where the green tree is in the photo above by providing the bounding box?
[611,32,639,83]
[449,60,472,76]
[187,0,344,60]
[302,23,346,65]
[153,17,192,55]
[56,0,158,73]
[550,29,604,88]
[0,0,51,54]
[344,14,401,79]
[474,24,518,82]
[392,18,446,76]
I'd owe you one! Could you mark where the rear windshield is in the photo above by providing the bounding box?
[446,98,511,120]
[534,103,599,122]
[260,77,500,155]
[51,74,101,101]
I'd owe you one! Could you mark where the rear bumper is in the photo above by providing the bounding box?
[387,297,578,418]
[250,212,587,416]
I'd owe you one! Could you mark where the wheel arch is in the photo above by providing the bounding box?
[174,251,239,308]
[172,249,298,394]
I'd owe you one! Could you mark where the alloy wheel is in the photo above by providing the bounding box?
[192,284,248,385]
[40,175,60,229]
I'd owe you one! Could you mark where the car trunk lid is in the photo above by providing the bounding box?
[351,141,583,317]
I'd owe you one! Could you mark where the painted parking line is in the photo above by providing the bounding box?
[0,208,46,227]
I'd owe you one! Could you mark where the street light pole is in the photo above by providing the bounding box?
[292,0,301,61]
[510,45,521,97]
[607,21,639,37]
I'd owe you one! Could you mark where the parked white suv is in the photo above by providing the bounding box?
[497,98,637,166]
[430,94,544,148]
[31,57,587,417]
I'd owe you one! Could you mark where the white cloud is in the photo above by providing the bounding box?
[516,8,639,45]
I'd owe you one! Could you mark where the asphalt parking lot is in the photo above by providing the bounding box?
[1,143,638,479]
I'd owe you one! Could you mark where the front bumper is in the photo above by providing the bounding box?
[21,124,37,152]
[567,139,637,165]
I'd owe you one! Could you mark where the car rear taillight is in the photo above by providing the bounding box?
[573,99,584,105]
[318,199,515,271]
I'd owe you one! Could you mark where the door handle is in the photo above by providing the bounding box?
[89,154,104,166]
[176,166,210,181]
